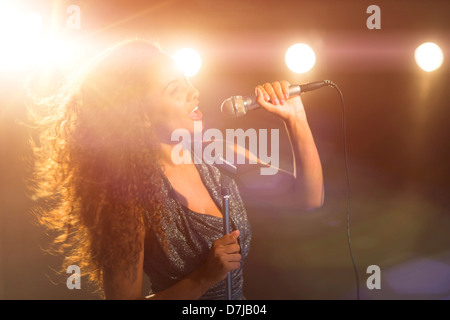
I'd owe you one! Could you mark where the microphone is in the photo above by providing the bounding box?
[221,80,334,117]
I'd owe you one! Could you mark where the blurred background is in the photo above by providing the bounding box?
[0,0,449,299]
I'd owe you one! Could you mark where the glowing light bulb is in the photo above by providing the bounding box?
[285,43,316,74]
[414,42,444,72]
[172,48,202,77]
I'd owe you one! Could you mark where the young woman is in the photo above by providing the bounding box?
[30,39,323,300]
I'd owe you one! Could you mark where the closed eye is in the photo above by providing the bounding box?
[169,84,180,96]
[165,75,191,96]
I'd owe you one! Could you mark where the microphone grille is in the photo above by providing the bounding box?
[220,98,237,117]
[220,96,247,117]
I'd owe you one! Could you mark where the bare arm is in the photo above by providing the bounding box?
[229,81,324,210]
[283,115,324,209]
[255,81,324,209]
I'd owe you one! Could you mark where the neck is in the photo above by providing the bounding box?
[159,142,192,170]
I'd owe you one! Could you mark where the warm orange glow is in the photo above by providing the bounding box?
[0,3,43,70]
[414,42,444,72]
[172,47,202,77]
[285,43,316,74]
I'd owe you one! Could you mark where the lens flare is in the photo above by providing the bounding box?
[0,9,43,71]
[172,48,202,77]
[285,43,316,74]
[414,42,444,72]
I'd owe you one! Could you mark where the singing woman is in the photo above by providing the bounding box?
[30,39,324,299]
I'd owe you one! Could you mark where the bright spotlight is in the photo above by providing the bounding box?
[36,36,80,68]
[0,8,43,71]
[0,3,80,71]
[285,43,316,74]
[172,48,202,77]
[414,42,444,72]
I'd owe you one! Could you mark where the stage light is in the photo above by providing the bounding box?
[35,36,81,69]
[0,8,43,71]
[414,42,444,72]
[0,3,81,72]
[172,48,202,77]
[285,43,316,74]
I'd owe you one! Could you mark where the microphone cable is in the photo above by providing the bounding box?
[219,79,360,299]
[326,81,360,300]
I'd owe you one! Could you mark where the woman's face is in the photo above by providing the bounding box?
[148,54,202,139]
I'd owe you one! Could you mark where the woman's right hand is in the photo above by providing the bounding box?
[199,230,241,286]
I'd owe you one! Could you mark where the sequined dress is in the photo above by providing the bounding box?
[143,161,252,300]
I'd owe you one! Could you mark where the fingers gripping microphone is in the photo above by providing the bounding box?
[221,80,335,117]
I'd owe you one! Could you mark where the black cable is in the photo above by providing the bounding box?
[326,80,360,300]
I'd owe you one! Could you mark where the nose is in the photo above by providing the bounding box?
[187,81,200,103]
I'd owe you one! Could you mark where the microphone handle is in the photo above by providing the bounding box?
[298,80,332,93]
[245,80,331,111]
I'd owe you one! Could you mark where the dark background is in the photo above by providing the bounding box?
[0,0,449,299]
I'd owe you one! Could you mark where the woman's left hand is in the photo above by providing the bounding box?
[255,81,307,123]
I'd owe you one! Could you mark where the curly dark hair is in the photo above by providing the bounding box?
[28,39,169,296]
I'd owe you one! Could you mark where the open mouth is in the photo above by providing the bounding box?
[188,105,203,120]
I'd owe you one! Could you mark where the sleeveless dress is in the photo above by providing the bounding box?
[142,160,252,300]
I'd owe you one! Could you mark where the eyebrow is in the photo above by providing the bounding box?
[165,79,178,90]
[164,74,188,90]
